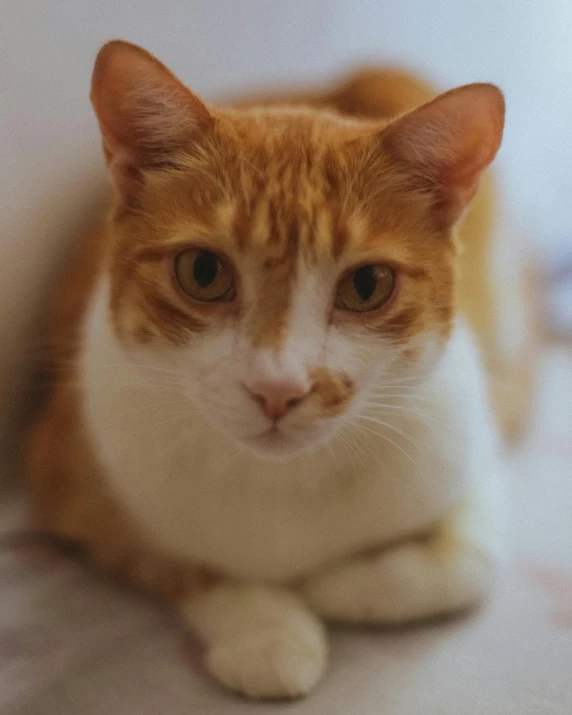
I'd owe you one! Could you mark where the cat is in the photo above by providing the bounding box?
[25,40,531,699]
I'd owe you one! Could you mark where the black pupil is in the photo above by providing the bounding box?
[193,250,218,288]
[353,265,377,301]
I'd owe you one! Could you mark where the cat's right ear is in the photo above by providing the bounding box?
[90,41,214,196]
[376,83,505,228]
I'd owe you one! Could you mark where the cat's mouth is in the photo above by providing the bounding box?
[243,425,305,459]
[241,420,333,460]
[247,425,287,446]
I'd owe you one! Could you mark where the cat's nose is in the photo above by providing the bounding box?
[244,379,312,421]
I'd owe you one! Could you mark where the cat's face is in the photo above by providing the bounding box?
[106,120,454,459]
[92,42,504,459]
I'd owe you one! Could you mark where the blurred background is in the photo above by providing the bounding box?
[2,0,572,463]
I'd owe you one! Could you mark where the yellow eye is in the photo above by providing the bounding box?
[174,249,235,302]
[335,264,395,313]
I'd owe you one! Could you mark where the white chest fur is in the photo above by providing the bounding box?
[81,282,496,582]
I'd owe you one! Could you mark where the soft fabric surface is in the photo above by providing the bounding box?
[1,347,571,715]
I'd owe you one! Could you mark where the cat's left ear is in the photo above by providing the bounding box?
[90,40,214,196]
[379,83,505,226]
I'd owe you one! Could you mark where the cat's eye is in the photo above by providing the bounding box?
[174,249,235,302]
[335,264,395,313]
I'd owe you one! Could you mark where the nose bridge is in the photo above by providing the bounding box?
[244,257,324,385]
[248,346,307,387]
[246,303,321,388]
[248,258,295,350]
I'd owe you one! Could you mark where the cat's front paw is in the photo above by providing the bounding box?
[181,584,328,699]
[302,540,493,624]
[206,624,327,699]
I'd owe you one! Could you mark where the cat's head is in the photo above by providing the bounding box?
[91,41,504,459]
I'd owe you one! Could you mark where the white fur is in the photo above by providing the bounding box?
[182,584,327,698]
[80,271,507,698]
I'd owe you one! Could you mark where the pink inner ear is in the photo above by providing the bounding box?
[442,130,498,207]
[90,41,214,192]
[382,83,505,225]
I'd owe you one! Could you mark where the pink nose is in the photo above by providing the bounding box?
[245,379,311,421]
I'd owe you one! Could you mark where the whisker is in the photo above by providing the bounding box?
[361,402,451,430]
[336,432,359,480]
[340,429,372,479]
[369,385,437,396]
[366,393,434,405]
[357,413,426,449]
[352,421,419,468]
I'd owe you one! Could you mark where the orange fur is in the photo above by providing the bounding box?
[25,41,529,609]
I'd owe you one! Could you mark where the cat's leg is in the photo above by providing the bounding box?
[299,475,508,624]
[181,583,328,699]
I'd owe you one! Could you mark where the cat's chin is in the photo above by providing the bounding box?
[241,426,325,461]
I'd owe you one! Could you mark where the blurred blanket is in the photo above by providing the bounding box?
[1,347,571,715]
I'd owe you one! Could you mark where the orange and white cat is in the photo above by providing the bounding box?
[26,41,532,699]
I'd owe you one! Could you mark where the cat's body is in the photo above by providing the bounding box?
[26,42,532,699]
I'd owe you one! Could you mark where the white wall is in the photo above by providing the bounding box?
[2,0,571,470]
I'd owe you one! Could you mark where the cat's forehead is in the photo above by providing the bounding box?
[133,107,432,268]
[208,110,398,261]
[225,108,376,194]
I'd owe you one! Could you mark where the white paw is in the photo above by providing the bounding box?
[302,541,493,624]
[206,625,327,699]
[181,584,328,699]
